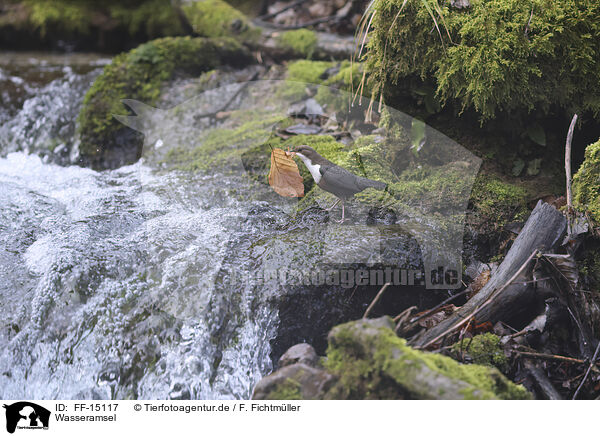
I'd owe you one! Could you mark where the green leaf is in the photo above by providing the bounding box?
[526,158,542,176]
[512,159,525,176]
[411,118,426,156]
[526,123,546,146]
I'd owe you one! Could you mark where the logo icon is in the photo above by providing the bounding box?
[3,402,50,434]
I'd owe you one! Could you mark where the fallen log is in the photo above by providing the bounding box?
[411,201,567,348]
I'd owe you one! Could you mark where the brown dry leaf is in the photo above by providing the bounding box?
[467,269,491,299]
[268,148,304,197]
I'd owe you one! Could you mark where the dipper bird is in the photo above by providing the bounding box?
[289,145,387,222]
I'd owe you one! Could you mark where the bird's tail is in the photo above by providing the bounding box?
[358,177,387,191]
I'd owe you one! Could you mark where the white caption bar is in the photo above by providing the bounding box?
[0,400,595,436]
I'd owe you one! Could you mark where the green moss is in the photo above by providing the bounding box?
[26,0,91,36]
[182,0,260,40]
[279,59,336,101]
[470,175,529,227]
[451,333,509,373]
[264,378,303,400]
[277,29,318,59]
[286,60,335,83]
[324,318,530,399]
[579,245,600,293]
[314,61,370,112]
[77,36,252,167]
[573,139,600,224]
[367,0,600,121]
[110,0,184,38]
[161,114,285,172]
[23,0,184,39]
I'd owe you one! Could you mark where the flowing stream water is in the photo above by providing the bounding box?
[0,54,283,399]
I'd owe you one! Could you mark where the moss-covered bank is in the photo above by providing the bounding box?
[573,139,600,224]
[77,36,253,168]
[0,0,259,51]
[0,0,187,51]
[366,0,600,121]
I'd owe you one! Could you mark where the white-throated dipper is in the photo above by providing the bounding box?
[289,145,387,222]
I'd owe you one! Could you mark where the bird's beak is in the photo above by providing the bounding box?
[286,151,296,158]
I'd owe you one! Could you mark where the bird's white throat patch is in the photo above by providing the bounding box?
[296,153,321,183]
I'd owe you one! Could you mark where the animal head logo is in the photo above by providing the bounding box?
[3,402,50,433]
[115,79,481,292]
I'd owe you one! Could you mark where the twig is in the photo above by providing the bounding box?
[404,288,470,330]
[393,306,417,334]
[393,306,417,323]
[194,71,260,120]
[565,114,578,222]
[419,249,539,349]
[517,350,586,365]
[256,15,342,30]
[524,6,534,37]
[572,340,600,399]
[363,282,391,318]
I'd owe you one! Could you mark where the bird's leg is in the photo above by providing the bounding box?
[325,198,341,211]
[335,202,346,223]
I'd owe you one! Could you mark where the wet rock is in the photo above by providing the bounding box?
[169,382,192,400]
[252,363,337,400]
[278,343,318,368]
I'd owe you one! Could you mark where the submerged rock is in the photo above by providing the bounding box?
[254,317,532,399]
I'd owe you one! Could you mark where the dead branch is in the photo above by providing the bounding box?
[565,114,578,218]
[572,340,600,399]
[411,201,567,348]
[363,282,391,318]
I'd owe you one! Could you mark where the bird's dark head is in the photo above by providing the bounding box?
[291,145,323,163]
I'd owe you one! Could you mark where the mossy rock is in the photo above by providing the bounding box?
[451,333,509,373]
[77,36,253,169]
[469,174,529,230]
[277,29,318,59]
[573,139,600,224]
[162,113,286,173]
[322,317,531,399]
[367,0,600,121]
[182,0,260,41]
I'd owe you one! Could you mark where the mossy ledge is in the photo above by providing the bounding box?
[573,139,600,224]
[77,36,253,169]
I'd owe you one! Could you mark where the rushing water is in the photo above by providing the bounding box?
[0,55,283,399]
